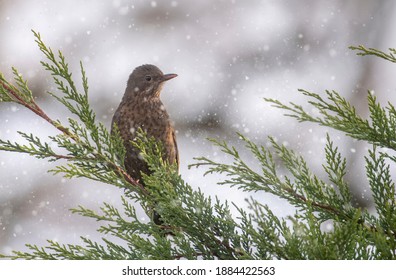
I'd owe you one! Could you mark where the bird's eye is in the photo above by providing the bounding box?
[145,75,152,81]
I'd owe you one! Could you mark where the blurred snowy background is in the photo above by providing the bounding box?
[1,0,396,253]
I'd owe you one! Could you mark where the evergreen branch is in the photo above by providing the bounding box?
[322,134,351,202]
[350,45,396,63]
[266,89,396,151]
[0,74,14,102]
[33,30,97,136]
[5,244,57,260]
[190,135,349,220]
[365,147,396,239]
[0,132,73,161]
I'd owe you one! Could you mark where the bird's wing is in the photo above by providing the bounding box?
[172,129,180,172]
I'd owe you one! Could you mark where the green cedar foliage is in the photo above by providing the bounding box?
[0,31,395,259]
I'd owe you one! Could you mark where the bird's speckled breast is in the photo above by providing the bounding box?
[112,97,178,170]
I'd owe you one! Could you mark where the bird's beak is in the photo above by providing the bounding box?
[162,73,178,81]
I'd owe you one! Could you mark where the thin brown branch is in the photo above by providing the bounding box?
[1,80,73,137]
[284,186,343,216]
[108,160,148,196]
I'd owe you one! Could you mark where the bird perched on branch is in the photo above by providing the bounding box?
[111,64,179,225]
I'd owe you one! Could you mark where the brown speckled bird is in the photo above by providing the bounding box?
[111,64,179,225]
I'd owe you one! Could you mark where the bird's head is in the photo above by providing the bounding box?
[125,64,177,99]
